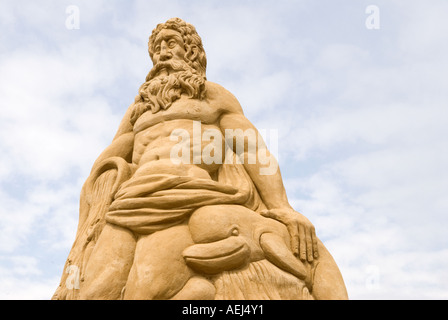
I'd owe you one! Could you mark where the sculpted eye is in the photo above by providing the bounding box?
[231,227,239,236]
[167,39,177,49]
[154,45,161,53]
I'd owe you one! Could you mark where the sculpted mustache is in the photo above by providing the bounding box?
[146,60,192,81]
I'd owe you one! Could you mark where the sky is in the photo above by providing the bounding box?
[0,0,447,300]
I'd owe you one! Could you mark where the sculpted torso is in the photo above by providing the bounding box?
[131,85,225,180]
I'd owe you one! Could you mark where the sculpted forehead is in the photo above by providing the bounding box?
[154,28,184,45]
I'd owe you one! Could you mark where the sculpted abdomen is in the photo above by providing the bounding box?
[133,118,225,175]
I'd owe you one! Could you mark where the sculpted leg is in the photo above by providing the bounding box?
[79,223,137,300]
[170,276,216,300]
[123,223,199,300]
[311,239,348,300]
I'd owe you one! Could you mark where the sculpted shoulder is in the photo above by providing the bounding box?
[205,81,244,115]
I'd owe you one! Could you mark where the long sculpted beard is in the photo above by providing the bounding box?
[130,60,206,125]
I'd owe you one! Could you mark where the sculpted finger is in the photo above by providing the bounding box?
[312,226,319,259]
[260,209,273,218]
[298,224,306,261]
[261,209,285,221]
[305,227,313,262]
[288,223,299,257]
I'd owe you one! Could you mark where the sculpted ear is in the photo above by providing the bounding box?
[187,45,199,62]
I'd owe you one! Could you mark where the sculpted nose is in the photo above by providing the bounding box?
[159,43,172,61]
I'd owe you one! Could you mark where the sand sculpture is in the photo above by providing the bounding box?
[53,18,348,300]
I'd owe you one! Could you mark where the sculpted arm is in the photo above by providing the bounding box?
[216,85,318,261]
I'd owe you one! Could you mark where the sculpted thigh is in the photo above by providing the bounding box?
[124,223,195,300]
[80,223,137,300]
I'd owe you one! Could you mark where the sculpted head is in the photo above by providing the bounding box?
[131,18,207,122]
[148,17,207,77]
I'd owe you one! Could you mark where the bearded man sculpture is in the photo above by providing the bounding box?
[53,18,348,300]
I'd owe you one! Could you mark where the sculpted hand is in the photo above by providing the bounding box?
[261,208,318,262]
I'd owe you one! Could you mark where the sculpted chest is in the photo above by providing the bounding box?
[133,96,221,134]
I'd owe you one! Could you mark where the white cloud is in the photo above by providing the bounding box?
[0,254,60,299]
